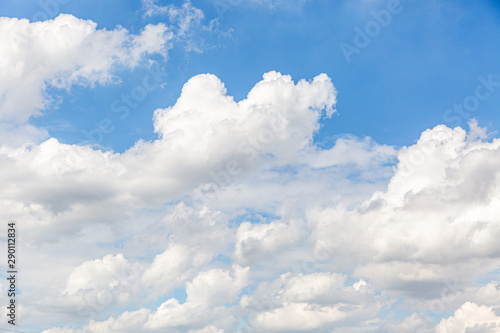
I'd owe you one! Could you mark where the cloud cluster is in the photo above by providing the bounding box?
[0,67,344,331]
[0,70,338,244]
[33,108,500,333]
[6,63,500,332]
[3,62,499,332]
[1,10,499,331]
[42,260,247,332]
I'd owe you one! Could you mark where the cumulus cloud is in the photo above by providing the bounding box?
[63,254,139,310]
[244,272,381,332]
[0,70,337,241]
[42,265,247,333]
[0,14,171,123]
[435,302,500,333]
[474,281,500,306]
[3,39,500,332]
[309,124,500,294]
[234,219,305,266]
[152,71,336,163]
[186,267,248,306]
[141,243,214,298]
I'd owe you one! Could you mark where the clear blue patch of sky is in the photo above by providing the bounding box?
[144,287,188,309]
[228,209,281,226]
[213,254,233,265]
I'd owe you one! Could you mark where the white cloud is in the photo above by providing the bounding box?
[234,219,305,266]
[5,59,500,333]
[63,254,139,309]
[141,243,213,298]
[0,14,171,123]
[186,267,248,306]
[188,326,225,333]
[474,281,500,306]
[309,124,500,293]
[253,302,348,331]
[435,302,500,333]
[379,313,431,333]
[43,265,246,333]
[0,70,342,331]
[152,71,336,165]
[0,71,337,245]
[142,0,204,35]
[32,112,500,332]
[241,272,381,332]
[142,0,227,53]
[0,123,49,146]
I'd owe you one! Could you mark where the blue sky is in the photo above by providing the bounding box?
[2,1,500,332]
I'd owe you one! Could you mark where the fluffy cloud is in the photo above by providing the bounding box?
[435,302,500,333]
[152,71,336,163]
[186,267,248,306]
[63,254,139,311]
[43,265,247,333]
[0,14,171,123]
[32,108,500,333]
[310,124,500,291]
[244,272,381,332]
[234,219,304,266]
[141,243,214,298]
[474,281,500,306]
[253,302,348,331]
[0,70,337,240]
[0,70,342,331]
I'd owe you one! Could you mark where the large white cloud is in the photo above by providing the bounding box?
[0,70,338,241]
[435,302,500,333]
[0,14,171,123]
